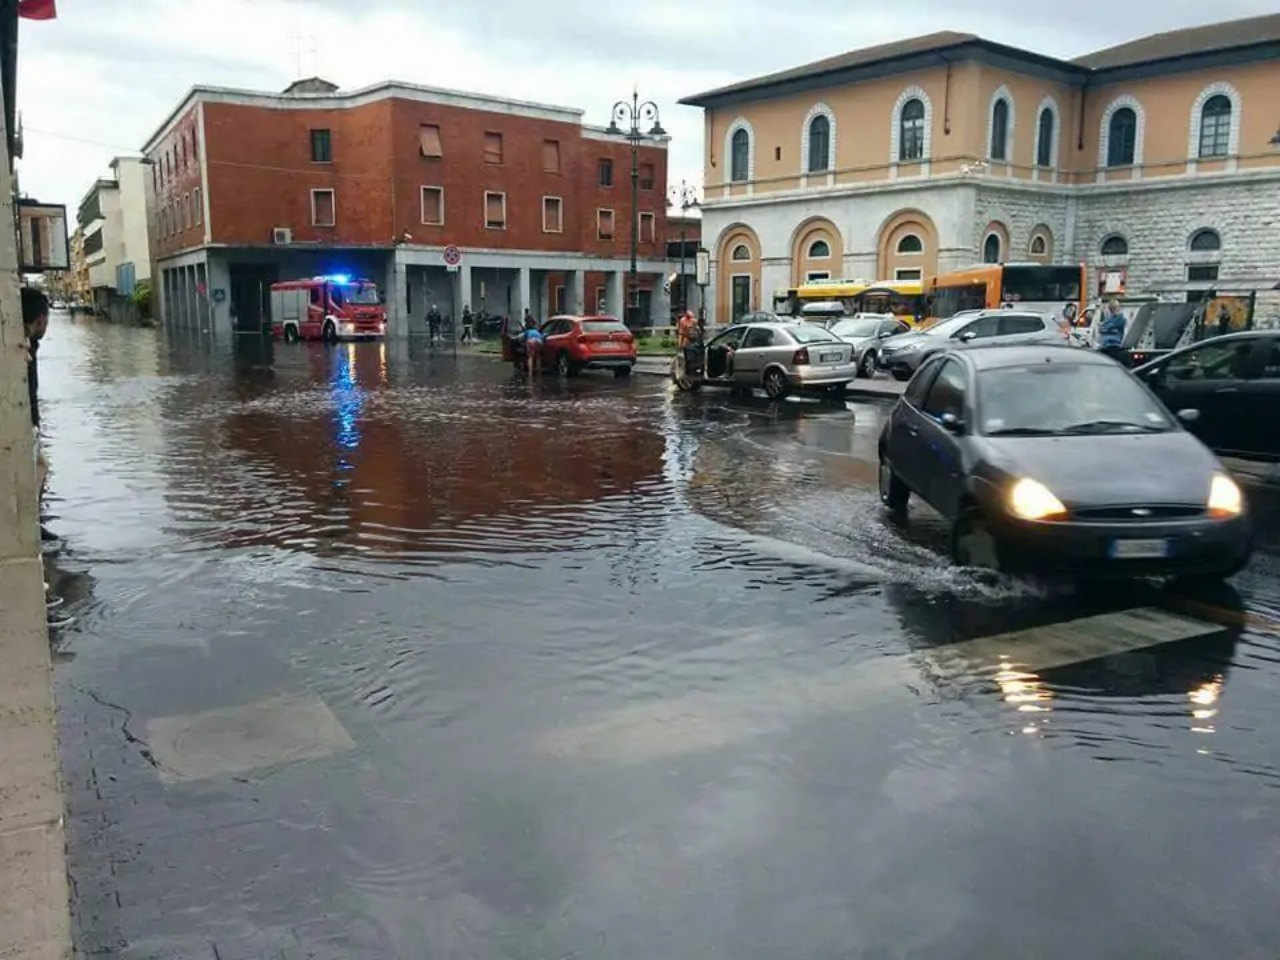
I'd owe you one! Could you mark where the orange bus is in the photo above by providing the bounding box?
[929,263,1087,327]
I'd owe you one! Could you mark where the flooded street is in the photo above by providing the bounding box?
[43,317,1280,959]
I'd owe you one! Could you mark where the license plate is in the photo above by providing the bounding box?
[819,351,842,363]
[1109,539,1169,559]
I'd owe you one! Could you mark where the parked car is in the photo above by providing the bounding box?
[536,315,636,377]
[1132,330,1280,462]
[828,314,910,378]
[877,309,1067,381]
[877,343,1252,581]
[672,322,857,400]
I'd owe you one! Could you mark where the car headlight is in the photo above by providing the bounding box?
[1208,473,1243,517]
[1008,478,1067,520]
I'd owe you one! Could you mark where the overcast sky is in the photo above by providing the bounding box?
[14,0,1277,214]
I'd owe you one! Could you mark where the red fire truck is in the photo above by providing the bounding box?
[270,275,387,342]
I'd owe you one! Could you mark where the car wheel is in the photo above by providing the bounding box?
[878,455,909,513]
[763,368,790,400]
[614,366,632,378]
[891,368,912,382]
[671,356,700,392]
[951,508,1004,571]
[322,321,337,343]
[858,351,877,378]
[284,325,300,344]
[556,352,575,377]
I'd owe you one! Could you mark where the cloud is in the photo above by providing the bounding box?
[14,0,1277,213]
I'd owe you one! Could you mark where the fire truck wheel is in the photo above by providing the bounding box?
[284,325,300,344]
[322,321,337,343]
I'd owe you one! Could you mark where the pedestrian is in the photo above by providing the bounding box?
[427,303,442,341]
[1097,299,1127,362]
[460,304,474,344]
[676,308,698,362]
[523,316,544,376]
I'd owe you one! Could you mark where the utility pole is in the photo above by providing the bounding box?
[668,180,699,314]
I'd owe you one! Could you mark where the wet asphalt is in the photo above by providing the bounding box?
[38,318,1280,959]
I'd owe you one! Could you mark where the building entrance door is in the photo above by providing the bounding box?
[229,264,280,334]
[731,275,752,323]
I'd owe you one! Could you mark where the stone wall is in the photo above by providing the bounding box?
[973,186,1071,263]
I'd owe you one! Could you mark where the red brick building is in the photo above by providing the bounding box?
[141,77,673,334]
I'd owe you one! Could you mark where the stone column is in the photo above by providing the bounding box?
[605,270,625,320]
[514,265,531,320]
[384,256,409,336]
[453,264,472,321]
[538,273,550,320]
[564,269,584,315]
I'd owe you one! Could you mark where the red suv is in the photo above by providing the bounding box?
[538,315,637,378]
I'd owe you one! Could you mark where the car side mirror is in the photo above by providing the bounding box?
[958,331,977,343]
[878,331,893,339]
[940,412,966,434]
[1176,408,1200,423]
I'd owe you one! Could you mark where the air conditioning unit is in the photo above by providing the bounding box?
[272,227,293,245]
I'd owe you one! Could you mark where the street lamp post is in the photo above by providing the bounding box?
[607,89,665,329]
[668,180,699,315]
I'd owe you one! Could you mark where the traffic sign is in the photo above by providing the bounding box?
[443,245,462,266]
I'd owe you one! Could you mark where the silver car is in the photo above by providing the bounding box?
[828,314,911,378]
[877,309,1068,381]
[673,322,858,400]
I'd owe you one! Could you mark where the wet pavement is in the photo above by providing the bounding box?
[37,317,1280,959]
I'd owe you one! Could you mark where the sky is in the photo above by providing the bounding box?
[14,0,1279,214]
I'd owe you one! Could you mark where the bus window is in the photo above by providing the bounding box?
[932,283,989,320]
[1001,265,1083,304]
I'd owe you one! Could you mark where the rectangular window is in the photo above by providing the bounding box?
[542,196,563,233]
[595,286,606,312]
[553,285,566,314]
[484,191,506,229]
[483,131,504,164]
[894,268,923,281]
[542,139,561,173]
[151,165,158,192]
[421,186,444,225]
[596,208,615,240]
[806,271,831,282]
[1187,264,1220,283]
[639,162,655,190]
[181,193,190,230]
[194,187,202,225]
[311,188,336,227]
[639,212,655,243]
[419,124,443,158]
[310,128,332,163]
[598,158,614,187]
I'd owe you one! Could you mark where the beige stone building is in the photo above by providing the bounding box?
[680,14,1280,325]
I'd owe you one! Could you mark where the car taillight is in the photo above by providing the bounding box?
[793,348,810,365]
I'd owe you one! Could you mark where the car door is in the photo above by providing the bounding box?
[887,355,946,494]
[1231,337,1280,460]
[706,326,746,380]
[541,318,571,362]
[953,313,1001,345]
[1138,337,1257,454]
[914,358,970,517]
[997,312,1051,345]
[734,326,776,382]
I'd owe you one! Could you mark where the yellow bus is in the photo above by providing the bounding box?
[929,263,1087,327]
[774,279,927,324]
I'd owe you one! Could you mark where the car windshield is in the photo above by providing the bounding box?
[830,318,881,338]
[786,324,839,344]
[336,283,380,305]
[978,363,1175,436]
[582,321,628,333]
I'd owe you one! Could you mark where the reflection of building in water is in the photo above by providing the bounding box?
[176,344,666,555]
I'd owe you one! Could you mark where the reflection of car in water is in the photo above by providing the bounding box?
[672,321,857,400]
[1133,331,1280,463]
[877,344,1252,581]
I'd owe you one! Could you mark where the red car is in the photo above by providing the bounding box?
[537,315,636,377]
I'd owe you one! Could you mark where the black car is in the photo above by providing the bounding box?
[877,343,1252,580]
[1132,331,1280,462]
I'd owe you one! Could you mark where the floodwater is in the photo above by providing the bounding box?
[41,318,1280,959]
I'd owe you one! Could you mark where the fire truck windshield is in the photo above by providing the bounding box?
[331,282,381,306]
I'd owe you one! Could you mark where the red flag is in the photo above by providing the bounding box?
[18,0,57,20]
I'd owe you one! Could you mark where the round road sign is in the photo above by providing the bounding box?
[443,245,462,266]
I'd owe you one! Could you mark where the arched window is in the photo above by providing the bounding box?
[1107,108,1137,167]
[990,99,1010,161]
[730,128,750,183]
[807,115,831,173]
[896,234,923,254]
[731,244,751,261]
[899,99,926,161]
[1100,235,1128,257]
[1030,236,1047,256]
[807,239,831,259]
[1036,108,1054,167]
[1189,229,1221,252]
[1199,96,1232,158]
[982,233,1001,264]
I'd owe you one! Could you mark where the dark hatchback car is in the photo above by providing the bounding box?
[877,344,1252,581]
[1133,330,1280,462]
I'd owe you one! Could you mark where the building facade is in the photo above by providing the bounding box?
[680,14,1280,324]
[142,78,672,336]
[75,157,152,311]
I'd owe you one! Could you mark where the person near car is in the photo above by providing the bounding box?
[460,305,474,344]
[523,316,544,376]
[427,303,442,341]
[1098,299,1127,361]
